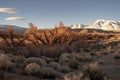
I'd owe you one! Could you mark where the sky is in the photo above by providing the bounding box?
[0,0,120,28]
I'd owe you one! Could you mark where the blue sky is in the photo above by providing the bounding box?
[0,0,120,28]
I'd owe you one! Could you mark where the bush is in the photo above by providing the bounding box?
[25,63,41,75]
[64,71,83,80]
[23,57,47,68]
[82,63,106,80]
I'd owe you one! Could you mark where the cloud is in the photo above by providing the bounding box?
[5,17,27,21]
[0,8,17,14]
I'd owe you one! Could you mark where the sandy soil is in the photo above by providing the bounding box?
[98,54,120,80]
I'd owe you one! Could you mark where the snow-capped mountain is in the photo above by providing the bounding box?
[0,25,27,32]
[71,23,86,29]
[71,20,120,31]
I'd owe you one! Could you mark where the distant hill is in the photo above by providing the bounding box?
[0,25,27,33]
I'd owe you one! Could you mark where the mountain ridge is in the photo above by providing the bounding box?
[0,25,27,33]
[71,19,120,31]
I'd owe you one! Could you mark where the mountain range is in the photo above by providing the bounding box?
[1,19,120,33]
[0,25,26,33]
[71,19,120,32]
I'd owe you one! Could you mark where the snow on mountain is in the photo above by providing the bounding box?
[71,23,86,29]
[71,20,120,31]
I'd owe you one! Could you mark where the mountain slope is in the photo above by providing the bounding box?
[71,20,120,31]
[0,25,27,33]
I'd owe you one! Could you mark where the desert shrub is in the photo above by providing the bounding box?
[56,64,71,73]
[75,53,92,62]
[14,55,26,63]
[59,53,92,70]
[48,62,70,73]
[40,56,54,63]
[64,71,83,80]
[59,53,79,69]
[0,54,16,69]
[16,46,43,57]
[59,53,71,59]
[25,63,55,78]
[59,53,72,65]
[107,46,113,52]
[59,44,71,53]
[67,58,79,69]
[82,63,106,80]
[48,62,61,70]
[0,26,25,48]
[23,57,47,68]
[25,63,64,79]
[42,45,61,58]
[0,50,5,54]
[16,45,69,58]
[6,27,16,47]
[39,67,64,79]
[70,41,84,53]
[39,67,56,79]
[24,22,85,46]
[25,63,41,75]
[16,44,70,58]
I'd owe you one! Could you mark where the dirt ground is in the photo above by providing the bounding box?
[97,54,120,80]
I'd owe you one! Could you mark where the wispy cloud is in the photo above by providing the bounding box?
[5,17,27,21]
[0,8,17,14]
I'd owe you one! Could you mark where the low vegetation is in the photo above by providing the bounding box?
[0,21,119,80]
